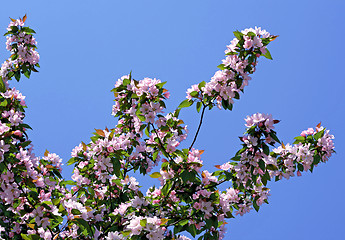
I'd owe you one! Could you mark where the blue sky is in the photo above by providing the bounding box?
[1,1,344,239]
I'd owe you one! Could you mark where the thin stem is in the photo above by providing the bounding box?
[150,123,175,163]
[189,103,207,150]
[204,179,227,190]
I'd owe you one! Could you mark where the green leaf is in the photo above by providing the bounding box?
[179,219,189,226]
[139,124,146,132]
[140,219,147,227]
[293,136,305,144]
[156,81,167,88]
[24,69,31,79]
[262,144,270,156]
[62,180,76,186]
[75,218,92,233]
[4,31,12,36]
[41,201,52,210]
[67,157,79,166]
[313,154,321,165]
[226,51,238,55]
[14,71,21,81]
[258,160,266,172]
[122,78,130,86]
[187,224,197,237]
[88,186,95,197]
[262,49,273,60]
[22,27,36,34]
[161,180,173,195]
[137,114,146,122]
[178,99,193,109]
[180,170,195,183]
[217,64,226,70]
[20,123,33,130]
[190,91,199,97]
[182,148,189,155]
[71,209,81,215]
[20,140,31,148]
[121,231,131,237]
[52,168,62,178]
[0,77,6,92]
[247,31,256,37]
[231,155,241,161]
[198,81,206,90]
[21,234,32,240]
[253,199,260,212]
[269,132,281,144]
[294,136,305,141]
[236,147,246,155]
[174,108,181,118]
[206,216,218,229]
[196,102,202,113]
[145,126,150,137]
[7,71,14,79]
[262,170,270,185]
[173,224,184,235]
[266,164,278,170]
[233,30,243,40]
[159,100,166,109]
[234,91,240,100]
[10,26,18,32]
[152,151,158,161]
[225,211,234,218]
[29,191,39,201]
[0,163,5,173]
[221,99,229,110]
[314,129,325,140]
[52,198,61,206]
[112,158,121,177]
[149,172,162,178]
[0,99,8,107]
[11,54,18,60]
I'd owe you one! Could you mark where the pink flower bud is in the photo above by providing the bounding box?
[164,91,170,99]
[13,130,22,137]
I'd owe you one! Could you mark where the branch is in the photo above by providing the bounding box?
[150,123,175,163]
[189,103,207,150]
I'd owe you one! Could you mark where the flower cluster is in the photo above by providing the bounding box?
[185,27,277,112]
[213,114,335,218]
[1,15,40,91]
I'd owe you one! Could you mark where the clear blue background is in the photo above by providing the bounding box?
[1,1,344,239]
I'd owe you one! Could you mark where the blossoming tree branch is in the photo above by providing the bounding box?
[0,16,335,240]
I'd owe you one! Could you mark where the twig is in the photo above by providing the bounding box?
[189,103,207,150]
[150,123,175,163]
